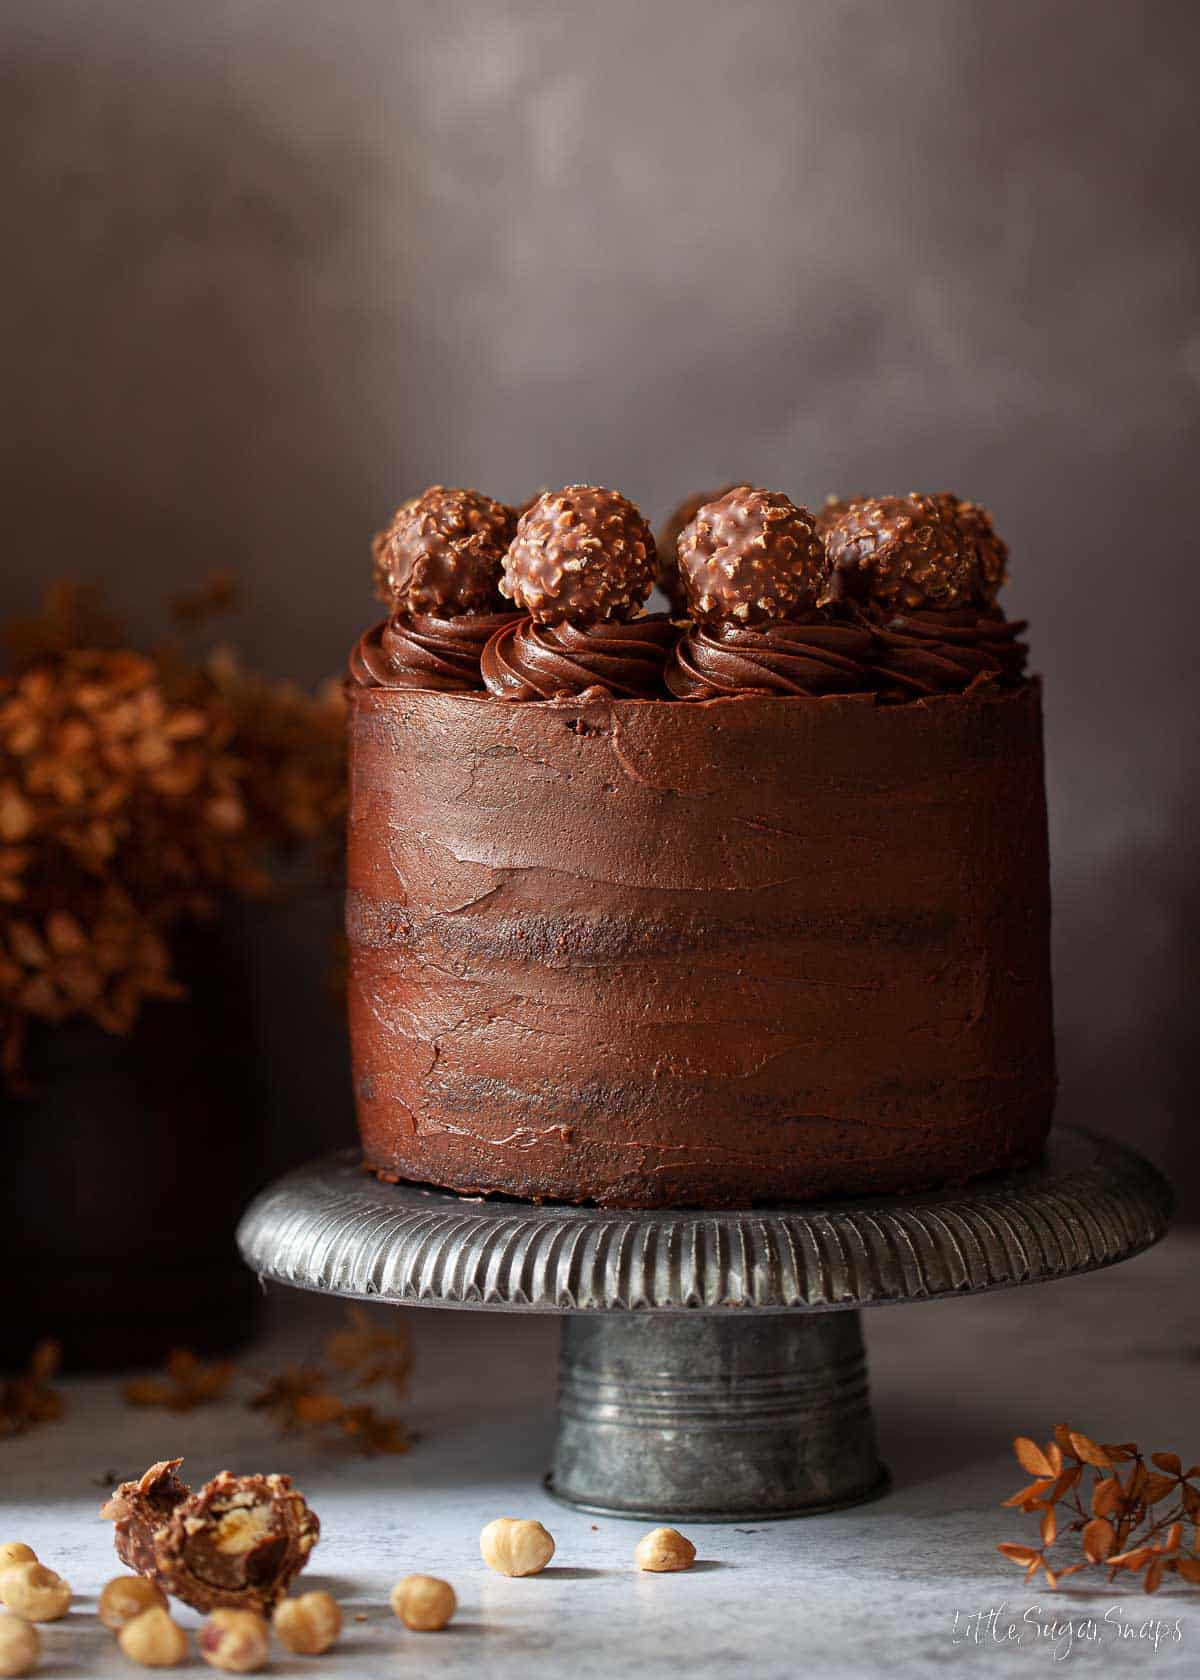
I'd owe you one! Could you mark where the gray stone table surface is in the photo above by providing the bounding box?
[4,1230,1199,1678]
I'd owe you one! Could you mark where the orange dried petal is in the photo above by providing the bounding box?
[1014,1437,1056,1478]
[1082,1518,1116,1562]
[997,1543,1042,1565]
[1002,1479,1053,1508]
[1069,1432,1112,1468]
[1141,1473,1178,1506]
[1151,1452,1182,1476]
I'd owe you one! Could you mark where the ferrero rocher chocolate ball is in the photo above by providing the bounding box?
[677,486,824,629]
[656,485,741,615]
[813,494,867,536]
[819,492,981,613]
[501,486,656,625]
[935,492,1008,604]
[373,487,516,617]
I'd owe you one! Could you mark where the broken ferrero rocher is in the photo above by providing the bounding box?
[373,486,517,617]
[100,1459,319,1615]
[819,492,985,614]
[677,486,825,629]
[501,486,656,626]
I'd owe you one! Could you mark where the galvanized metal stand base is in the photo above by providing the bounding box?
[237,1125,1170,1523]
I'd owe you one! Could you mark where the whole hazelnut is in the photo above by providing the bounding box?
[635,1527,697,1572]
[198,1609,270,1673]
[98,1574,169,1630]
[0,1561,71,1621]
[479,1517,556,1577]
[0,1549,35,1575]
[389,1574,456,1631]
[117,1607,189,1668]
[272,1590,342,1654]
[0,1617,40,1679]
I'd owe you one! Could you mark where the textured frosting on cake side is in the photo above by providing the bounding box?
[346,683,1055,1208]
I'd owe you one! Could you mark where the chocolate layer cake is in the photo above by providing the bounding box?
[347,485,1054,1207]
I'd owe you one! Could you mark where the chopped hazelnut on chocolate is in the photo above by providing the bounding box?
[821,492,983,614]
[502,486,656,626]
[101,1459,319,1614]
[677,487,825,628]
[374,487,516,617]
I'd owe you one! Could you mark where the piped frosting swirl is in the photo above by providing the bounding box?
[870,610,1028,698]
[665,618,874,700]
[481,615,675,700]
[350,611,520,693]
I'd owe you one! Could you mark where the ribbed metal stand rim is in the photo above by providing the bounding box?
[237,1124,1172,1313]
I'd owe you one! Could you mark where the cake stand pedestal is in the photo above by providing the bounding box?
[237,1124,1169,1523]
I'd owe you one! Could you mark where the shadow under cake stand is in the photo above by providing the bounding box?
[237,1124,1170,1523]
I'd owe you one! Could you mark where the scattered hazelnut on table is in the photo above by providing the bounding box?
[0,1616,40,1679]
[198,1609,270,1673]
[635,1527,697,1572]
[0,1561,71,1621]
[479,1517,556,1577]
[0,1548,35,1574]
[98,1574,169,1630]
[389,1574,456,1631]
[117,1607,189,1668]
[272,1590,342,1654]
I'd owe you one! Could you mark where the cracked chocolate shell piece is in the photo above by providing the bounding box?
[935,492,1008,603]
[373,486,517,616]
[677,486,825,629]
[656,485,741,615]
[500,485,656,625]
[819,492,980,613]
[101,1460,319,1614]
[100,1459,190,1579]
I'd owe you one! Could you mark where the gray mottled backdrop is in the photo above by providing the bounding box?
[4,0,1198,1207]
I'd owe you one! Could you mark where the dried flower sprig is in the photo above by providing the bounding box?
[122,1349,236,1413]
[999,1426,1200,1592]
[0,1339,64,1436]
[120,1310,413,1459]
[1,581,347,1084]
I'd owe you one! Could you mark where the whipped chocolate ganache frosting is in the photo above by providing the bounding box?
[352,611,520,693]
[666,618,873,699]
[482,614,675,700]
[346,480,1053,1206]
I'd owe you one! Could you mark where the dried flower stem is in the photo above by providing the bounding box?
[999,1426,1200,1592]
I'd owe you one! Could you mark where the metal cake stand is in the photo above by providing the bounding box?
[236,1124,1170,1523]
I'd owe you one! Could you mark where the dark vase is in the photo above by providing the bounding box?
[1,887,352,1373]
